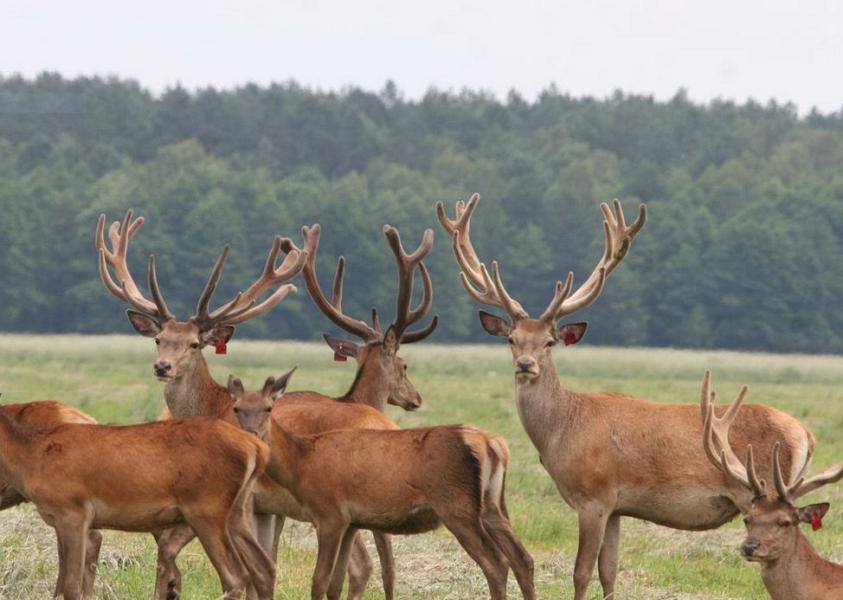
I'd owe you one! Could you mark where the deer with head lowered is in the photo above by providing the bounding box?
[0,398,274,600]
[438,193,816,600]
[228,365,535,600]
[0,401,102,597]
[701,371,843,600]
[97,210,304,599]
[253,221,440,599]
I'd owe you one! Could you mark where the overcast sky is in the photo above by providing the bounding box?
[2,0,841,113]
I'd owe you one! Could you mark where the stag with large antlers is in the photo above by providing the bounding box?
[228,368,534,600]
[439,193,816,600]
[700,371,843,600]
[0,399,273,600]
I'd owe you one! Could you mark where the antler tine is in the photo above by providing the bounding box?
[538,272,575,323]
[700,371,763,496]
[772,443,796,503]
[298,224,380,341]
[192,245,230,325]
[786,452,843,501]
[549,200,647,322]
[147,255,174,320]
[96,210,164,319]
[382,225,437,341]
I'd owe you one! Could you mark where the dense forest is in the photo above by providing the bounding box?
[1,73,843,352]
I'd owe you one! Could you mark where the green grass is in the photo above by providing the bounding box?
[2,334,843,599]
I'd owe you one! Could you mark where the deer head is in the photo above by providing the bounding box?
[700,370,843,564]
[285,223,437,411]
[96,210,305,380]
[437,193,646,383]
[228,368,297,439]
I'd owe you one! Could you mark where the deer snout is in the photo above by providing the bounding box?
[154,361,172,377]
[741,540,759,558]
[516,358,537,373]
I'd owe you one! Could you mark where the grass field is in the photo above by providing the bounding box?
[1,333,843,599]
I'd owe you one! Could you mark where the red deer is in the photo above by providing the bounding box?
[228,367,535,600]
[438,193,815,599]
[701,371,843,600]
[0,401,273,600]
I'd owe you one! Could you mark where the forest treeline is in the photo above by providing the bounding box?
[1,73,843,352]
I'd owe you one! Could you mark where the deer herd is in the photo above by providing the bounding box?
[0,194,841,600]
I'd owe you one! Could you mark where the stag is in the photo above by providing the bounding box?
[701,371,843,600]
[228,368,535,600]
[438,193,815,599]
[0,402,273,600]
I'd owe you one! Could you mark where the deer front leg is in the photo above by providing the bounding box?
[54,519,88,600]
[372,532,395,600]
[153,526,196,600]
[311,519,348,600]
[573,505,611,600]
[345,532,373,600]
[598,514,621,599]
[326,527,360,600]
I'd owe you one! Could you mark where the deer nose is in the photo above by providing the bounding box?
[154,362,172,376]
[741,541,759,557]
[516,359,535,372]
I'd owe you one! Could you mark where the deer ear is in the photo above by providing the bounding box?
[797,502,830,524]
[201,324,235,347]
[270,367,297,400]
[478,311,511,337]
[227,375,244,397]
[556,322,588,346]
[382,325,399,357]
[323,334,359,358]
[126,310,161,337]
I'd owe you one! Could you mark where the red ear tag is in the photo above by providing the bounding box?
[214,338,228,355]
[563,332,578,346]
[811,513,823,531]
[334,343,347,362]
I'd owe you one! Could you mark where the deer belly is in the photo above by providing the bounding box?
[618,488,738,530]
[90,500,183,531]
[350,504,441,535]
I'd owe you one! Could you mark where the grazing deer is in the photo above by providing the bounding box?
[0,401,102,596]
[0,402,274,600]
[700,371,843,600]
[438,193,815,600]
[228,368,535,600]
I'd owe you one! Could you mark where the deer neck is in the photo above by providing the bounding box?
[514,352,578,457]
[0,410,37,492]
[340,350,388,412]
[164,353,231,419]
[760,531,836,600]
[265,419,307,491]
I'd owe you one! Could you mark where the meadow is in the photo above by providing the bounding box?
[1,333,843,599]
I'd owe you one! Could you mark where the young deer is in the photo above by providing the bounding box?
[0,401,102,596]
[228,369,535,600]
[700,371,843,600]
[257,222,440,599]
[0,403,274,600]
[438,193,815,600]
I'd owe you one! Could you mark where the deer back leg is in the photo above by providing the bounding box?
[372,532,395,600]
[187,515,249,600]
[229,504,276,599]
[481,504,535,600]
[153,525,196,600]
[82,529,102,597]
[310,518,349,600]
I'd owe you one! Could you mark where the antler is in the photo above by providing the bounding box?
[773,443,843,503]
[190,236,305,330]
[700,370,766,497]
[96,210,174,322]
[383,225,438,343]
[436,193,528,321]
[538,199,647,322]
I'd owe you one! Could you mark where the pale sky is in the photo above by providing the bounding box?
[2,0,842,113]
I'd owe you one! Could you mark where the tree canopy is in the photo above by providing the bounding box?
[1,74,842,352]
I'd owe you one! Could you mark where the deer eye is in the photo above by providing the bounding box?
[265,407,272,412]
[190,342,200,349]
[507,337,514,345]
[545,340,556,348]
[232,406,240,414]
[743,517,749,526]
[154,338,161,345]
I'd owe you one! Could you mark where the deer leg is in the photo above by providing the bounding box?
[188,518,249,600]
[573,506,611,600]
[81,529,102,597]
[440,512,509,600]
[271,515,285,561]
[153,525,196,600]
[54,530,68,599]
[229,506,276,600]
[54,518,88,600]
[252,513,277,559]
[311,519,348,600]
[344,532,373,600]
[597,514,621,599]
[372,532,395,600]
[326,527,360,600]
[481,505,535,600]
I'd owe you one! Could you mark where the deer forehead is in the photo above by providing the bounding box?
[511,320,554,342]
[159,320,202,340]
